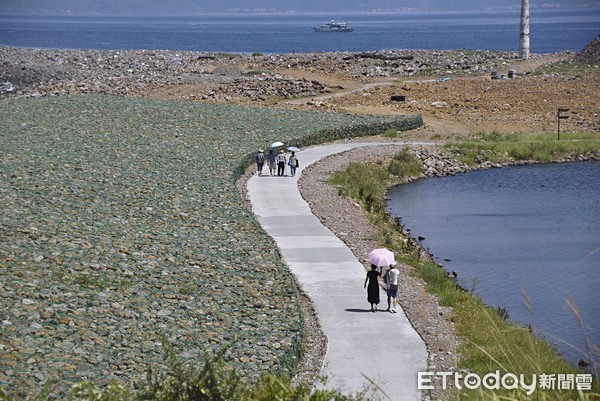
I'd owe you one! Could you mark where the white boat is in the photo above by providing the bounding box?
[314,20,353,32]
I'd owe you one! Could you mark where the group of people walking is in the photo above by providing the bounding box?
[256,149,299,177]
[364,261,400,313]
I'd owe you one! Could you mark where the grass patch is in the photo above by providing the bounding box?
[214,52,242,59]
[382,128,398,138]
[533,60,600,76]
[387,147,422,178]
[447,131,600,165]
[328,148,422,214]
[329,163,389,213]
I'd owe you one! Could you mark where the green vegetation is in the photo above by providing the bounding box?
[329,147,422,214]
[330,163,388,213]
[382,128,398,138]
[533,60,600,76]
[408,253,597,401]
[387,147,422,178]
[0,336,368,401]
[329,145,599,400]
[447,131,600,166]
[214,52,242,59]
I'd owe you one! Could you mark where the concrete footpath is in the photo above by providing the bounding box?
[247,143,427,401]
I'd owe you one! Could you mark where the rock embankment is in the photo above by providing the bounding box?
[411,146,598,179]
[413,147,472,177]
[0,95,407,399]
[575,35,600,63]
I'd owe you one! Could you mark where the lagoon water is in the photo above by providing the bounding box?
[1,8,599,53]
[386,161,600,366]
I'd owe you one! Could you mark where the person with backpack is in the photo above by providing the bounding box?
[256,149,265,175]
[288,151,299,177]
[384,262,400,313]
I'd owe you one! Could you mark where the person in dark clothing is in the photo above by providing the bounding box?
[267,149,276,176]
[364,264,381,312]
[256,149,265,175]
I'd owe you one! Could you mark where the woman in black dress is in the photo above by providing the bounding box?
[363,264,381,312]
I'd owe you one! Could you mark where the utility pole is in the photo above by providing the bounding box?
[520,0,530,59]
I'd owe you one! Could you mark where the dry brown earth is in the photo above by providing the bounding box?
[144,54,600,138]
[140,54,600,138]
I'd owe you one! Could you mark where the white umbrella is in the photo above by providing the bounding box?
[368,248,395,267]
[287,146,301,152]
[270,141,284,148]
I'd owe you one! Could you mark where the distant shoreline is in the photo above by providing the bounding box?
[1,5,599,16]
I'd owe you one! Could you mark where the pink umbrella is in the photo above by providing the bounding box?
[368,248,395,267]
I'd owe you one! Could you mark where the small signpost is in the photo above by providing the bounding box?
[557,108,569,141]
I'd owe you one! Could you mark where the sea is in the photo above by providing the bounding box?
[0,8,599,53]
[387,162,600,368]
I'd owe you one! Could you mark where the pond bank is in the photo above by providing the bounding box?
[295,138,599,399]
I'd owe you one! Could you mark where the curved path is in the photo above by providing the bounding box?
[247,143,427,400]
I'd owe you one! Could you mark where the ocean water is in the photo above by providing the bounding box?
[386,161,600,367]
[1,9,599,53]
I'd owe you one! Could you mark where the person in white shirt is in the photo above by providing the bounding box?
[277,150,287,176]
[385,261,400,313]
